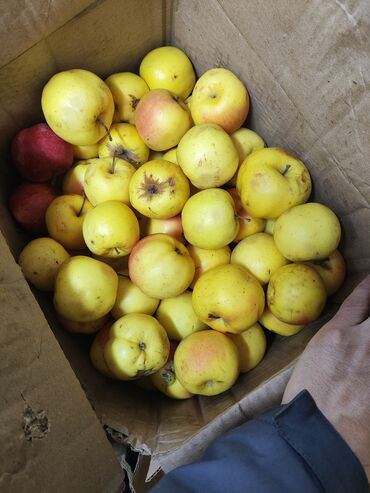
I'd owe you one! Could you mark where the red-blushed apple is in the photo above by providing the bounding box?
[11,123,73,182]
[174,330,240,396]
[135,89,193,151]
[9,182,57,234]
[228,188,266,241]
[305,249,346,296]
[62,160,91,195]
[129,233,195,299]
[144,215,183,240]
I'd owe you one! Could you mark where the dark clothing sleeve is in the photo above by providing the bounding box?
[150,390,368,493]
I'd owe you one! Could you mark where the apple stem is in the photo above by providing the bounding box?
[77,194,87,217]
[281,164,291,176]
[97,118,112,141]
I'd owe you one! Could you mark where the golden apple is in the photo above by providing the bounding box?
[129,159,190,218]
[181,188,239,249]
[228,188,266,241]
[41,69,114,145]
[192,264,265,334]
[90,324,115,378]
[174,330,240,396]
[237,147,312,219]
[98,122,149,167]
[190,68,249,133]
[188,244,231,289]
[267,263,327,324]
[57,313,110,335]
[135,89,193,151]
[129,234,195,299]
[162,147,178,164]
[83,200,140,258]
[274,202,341,261]
[62,160,90,195]
[231,232,289,285]
[105,72,149,124]
[229,323,266,373]
[18,237,70,292]
[54,256,118,322]
[177,123,238,189]
[259,307,304,336]
[46,194,93,250]
[92,254,129,272]
[139,46,196,100]
[72,143,99,160]
[145,215,183,241]
[264,218,276,235]
[155,291,207,341]
[104,313,170,380]
[111,274,159,319]
[305,249,346,296]
[83,156,135,205]
[228,128,265,186]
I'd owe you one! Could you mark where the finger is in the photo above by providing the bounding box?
[331,274,370,326]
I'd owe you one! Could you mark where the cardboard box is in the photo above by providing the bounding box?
[0,0,369,490]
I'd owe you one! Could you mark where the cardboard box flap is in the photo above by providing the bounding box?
[0,233,124,492]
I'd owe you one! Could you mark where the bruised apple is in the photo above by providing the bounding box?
[54,256,118,322]
[229,323,267,373]
[174,330,240,396]
[129,159,190,218]
[129,234,195,299]
[267,263,327,325]
[104,313,170,380]
[192,263,265,334]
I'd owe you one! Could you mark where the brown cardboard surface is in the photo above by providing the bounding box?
[0,0,369,486]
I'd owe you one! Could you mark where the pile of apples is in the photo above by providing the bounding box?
[9,46,346,399]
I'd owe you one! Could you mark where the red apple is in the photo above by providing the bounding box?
[9,182,57,234]
[11,123,73,182]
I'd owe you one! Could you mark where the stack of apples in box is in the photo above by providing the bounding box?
[10,46,346,399]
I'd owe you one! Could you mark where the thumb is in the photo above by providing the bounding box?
[330,274,370,326]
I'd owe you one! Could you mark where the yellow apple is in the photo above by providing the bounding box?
[83,200,140,258]
[46,194,93,250]
[304,249,346,296]
[177,123,238,189]
[129,234,195,299]
[231,232,289,285]
[41,69,114,145]
[135,89,193,151]
[228,128,265,186]
[145,215,183,241]
[90,324,115,378]
[237,147,312,219]
[149,150,164,160]
[139,46,196,100]
[162,147,178,164]
[229,323,267,373]
[174,330,240,396]
[104,313,170,380]
[264,218,276,235]
[83,156,135,206]
[98,123,149,167]
[62,160,90,195]
[259,307,304,336]
[72,143,99,160]
[150,341,193,399]
[92,254,129,272]
[54,256,118,322]
[190,68,249,133]
[187,245,231,289]
[155,291,207,341]
[228,188,266,241]
[129,159,190,218]
[105,72,150,124]
[18,237,70,291]
[267,263,327,324]
[111,274,159,319]
[181,188,239,249]
[192,263,265,334]
[57,313,110,335]
[274,202,341,261]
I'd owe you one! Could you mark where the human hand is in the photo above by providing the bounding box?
[282,274,370,480]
